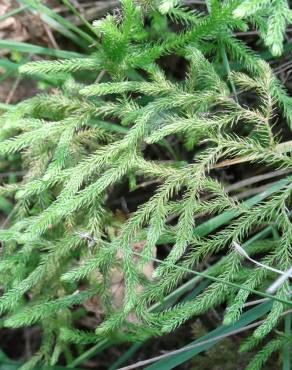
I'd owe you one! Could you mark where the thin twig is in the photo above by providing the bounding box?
[243,298,269,307]
[5,76,21,104]
[225,169,291,193]
[274,60,292,74]
[213,140,292,169]
[233,182,277,201]
[95,69,106,84]
[42,21,60,50]
[1,205,18,229]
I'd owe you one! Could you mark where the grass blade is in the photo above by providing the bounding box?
[0,40,84,58]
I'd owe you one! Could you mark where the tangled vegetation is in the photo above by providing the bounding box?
[0,0,291,369]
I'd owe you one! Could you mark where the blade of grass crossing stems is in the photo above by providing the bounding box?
[0,40,84,58]
[144,303,273,370]
[134,251,292,305]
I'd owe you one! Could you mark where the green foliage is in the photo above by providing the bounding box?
[0,0,292,369]
[233,0,292,56]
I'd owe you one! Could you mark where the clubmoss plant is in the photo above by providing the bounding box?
[0,1,291,369]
